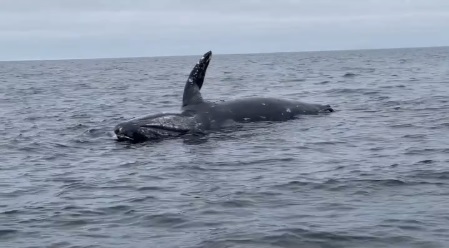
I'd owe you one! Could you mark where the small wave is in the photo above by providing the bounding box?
[273,178,415,193]
[220,199,256,208]
[268,227,377,243]
[118,161,141,168]
[129,195,157,203]
[439,122,449,128]
[138,213,188,228]
[343,72,357,77]
[416,159,434,164]
[96,204,132,214]
[280,78,306,83]
[356,178,406,186]
[54,218,91,227]
[402,134,426,139]
[320,178,407,191]
[405,147,449,155]
[410,170,449,180]
[389,123,416,128]
[170,164,208,171]
[84,128,107,137]
[66,123,90,131]
[137,186,164,191]
[380,219,426,231]
[1,209,21,215]
[325,88,367,94]
[0,229,18,237]
[281,180,312,187]
[198,228,379,248]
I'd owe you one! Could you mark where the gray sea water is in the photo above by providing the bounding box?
[1,47,449,248]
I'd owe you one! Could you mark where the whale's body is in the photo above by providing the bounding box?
[114,51,333,142]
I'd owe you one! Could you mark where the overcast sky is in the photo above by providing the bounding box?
[1,0,448,61]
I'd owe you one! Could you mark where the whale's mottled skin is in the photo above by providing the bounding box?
[114,51,333,142]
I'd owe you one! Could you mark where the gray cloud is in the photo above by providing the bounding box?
[1,0,448,60]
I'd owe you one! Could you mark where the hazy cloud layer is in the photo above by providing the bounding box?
[1,0,448,60]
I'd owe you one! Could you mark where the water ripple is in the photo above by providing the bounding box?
[1,47,449,247]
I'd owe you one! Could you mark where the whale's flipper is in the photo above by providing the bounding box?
[182,51,212,107]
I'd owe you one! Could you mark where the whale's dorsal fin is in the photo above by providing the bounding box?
[182,51,212,107]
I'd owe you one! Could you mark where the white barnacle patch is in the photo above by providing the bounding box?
[188,78,193,83]
[286,108,291,113]
[261,103,266,106]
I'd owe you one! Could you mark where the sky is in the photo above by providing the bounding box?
[1,0,449,61]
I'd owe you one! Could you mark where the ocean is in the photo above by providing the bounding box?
[1,47,448,248]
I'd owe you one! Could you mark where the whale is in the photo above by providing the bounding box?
[114,51,333,142]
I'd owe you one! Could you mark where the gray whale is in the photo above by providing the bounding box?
[114,51,333,142]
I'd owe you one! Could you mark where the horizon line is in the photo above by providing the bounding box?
[1,45,447,63]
